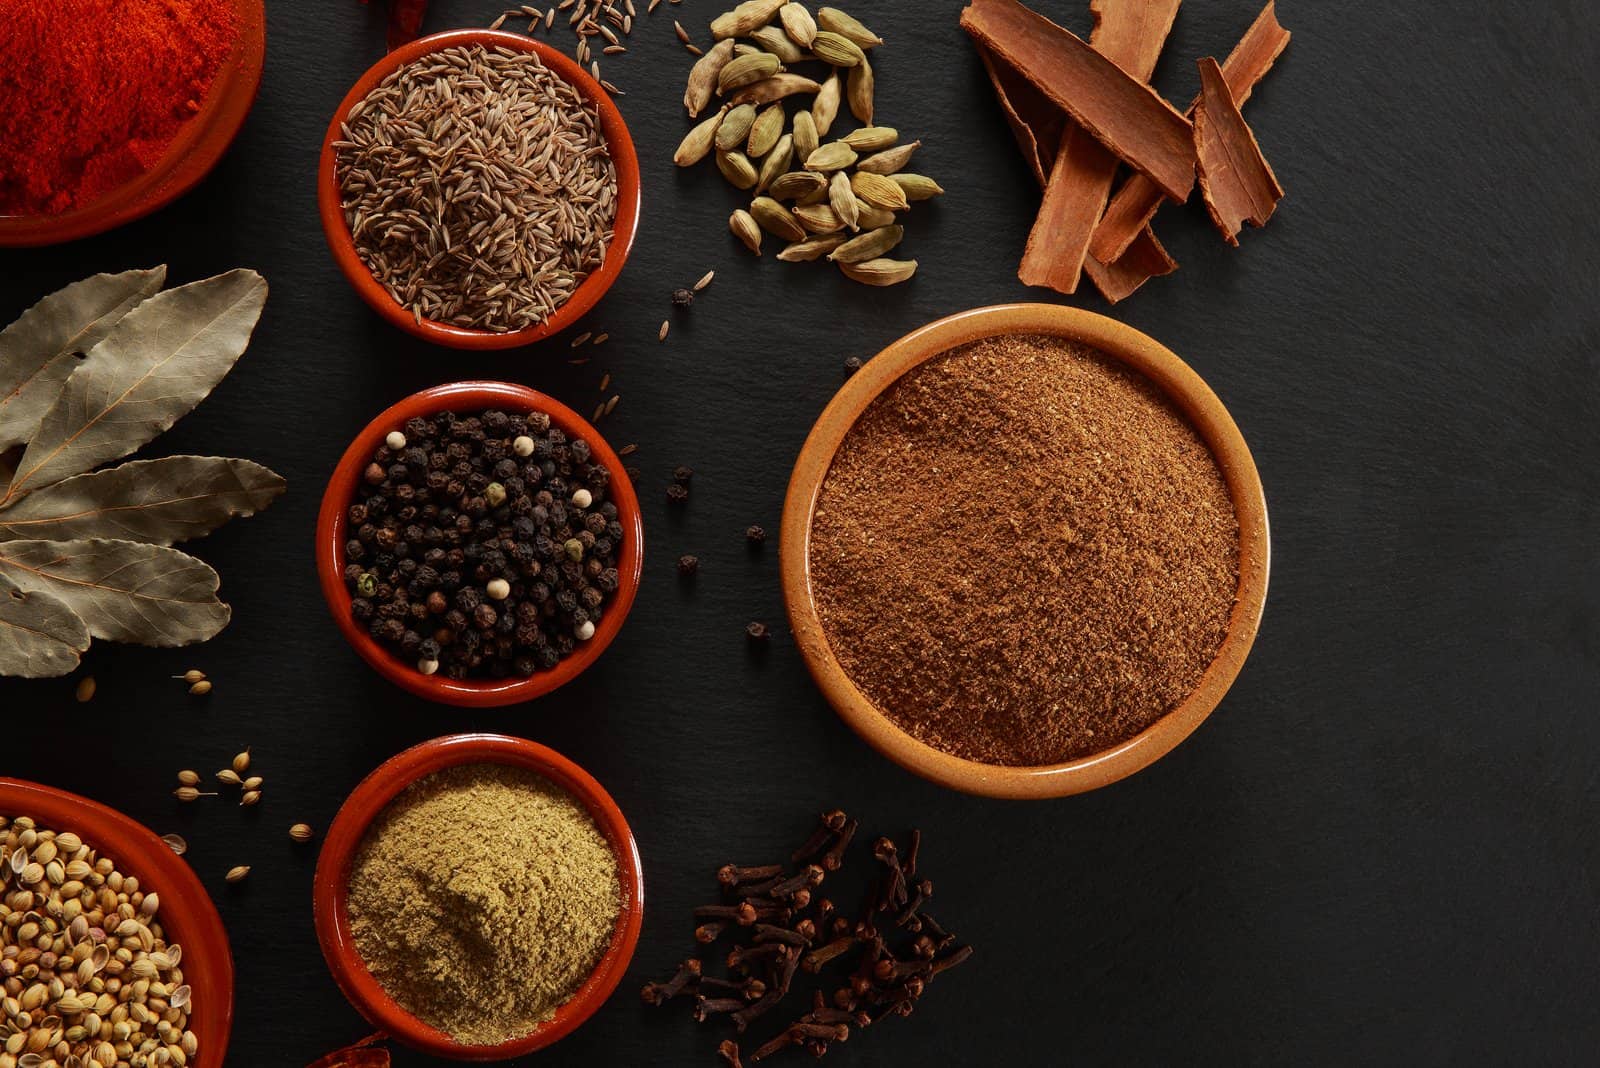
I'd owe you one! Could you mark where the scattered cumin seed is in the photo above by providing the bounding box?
[684,42,703,56]
[658,319,670,341]
[568,356,590,365]
[490,11,508,28]
[601,79,624,95]
[572,331,593,347]
[648,0,660,11]
[693,269,715,291]
[599,372,612,391]
[674,19,690,43]
[619,443,638,456]
[592,332,609,345]
[604,394,621,416]
[593,402,606,421]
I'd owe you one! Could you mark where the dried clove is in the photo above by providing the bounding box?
[801,936,853,974]
[694,997,748,1022]
[719,862,785,888]
[717,1039,743,1068]
[641,958,702,1005]
[820,818,857,872]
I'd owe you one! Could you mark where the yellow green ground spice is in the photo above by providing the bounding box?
[347,763,621,1045]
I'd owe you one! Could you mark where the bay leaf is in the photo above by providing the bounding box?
[0,538,230,646]
[0,266,167,452]
[1,269,268,505]
[0,573,90,678]
[0,456,286,545]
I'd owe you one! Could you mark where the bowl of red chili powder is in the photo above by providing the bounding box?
[0,0,265,247]
[780,304,1271,799]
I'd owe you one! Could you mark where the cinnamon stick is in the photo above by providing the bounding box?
[1017,0,1181,294]
[1081,226,1176,303]
[1193,56,1283,244]
[1089,0,1290,263]
[975,42,1063,189]
[960,0,1196,203]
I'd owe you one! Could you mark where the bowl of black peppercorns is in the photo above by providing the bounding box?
[315,381,643,706]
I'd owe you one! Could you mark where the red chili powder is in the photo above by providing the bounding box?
[809,334,1240,766]
[0,0,240,216]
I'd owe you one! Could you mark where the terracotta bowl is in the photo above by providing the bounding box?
[316,28,641,349]
[314,381,643,706]
[0,0,266,247]
[312,733,643,1060]
[780,304,1271,799]
[0,778,234,1065]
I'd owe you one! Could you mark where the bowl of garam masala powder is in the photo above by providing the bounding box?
[781,304,1270,799]
[317,29,640,349]
[312,734,642,1058]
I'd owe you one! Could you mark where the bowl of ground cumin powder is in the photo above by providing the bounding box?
[781,305,1270,799]
[312,733,643,1058]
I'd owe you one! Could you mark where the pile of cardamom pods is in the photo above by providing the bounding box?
[674,0,943,285]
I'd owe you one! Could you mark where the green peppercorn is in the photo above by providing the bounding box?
[485,481,507,507]
[564,538,585,562]
[356,573,378,597]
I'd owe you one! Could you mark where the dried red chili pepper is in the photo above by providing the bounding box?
[306,1033,389,1068]
[359,0,429,50]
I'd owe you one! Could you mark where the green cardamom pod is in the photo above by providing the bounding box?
[855,140,921,175]
[804,141,858,172]
[777,233,848,261]
[810,30,865,68]
[751,196,809,242]
[890,173,945,201]
[838,257,917,286]
[750,24,805,64]
[816,7,883,48]
[717,52,782,94]
[828,171,860,232]
[729,209,763,255]
[780,3,818,47]
[828,225,904,264]
[715,104,758,151]
[847,57,874,124]
[792,110,820,166]
[674,106,730,166]
[793,202,846,234]
[716,150,759,190]
[769,169,828,201]
[711,0,789,40]
[850,170,909,211]
[841,126,897,152]
[812,70,842,137]
[755,134,795,192]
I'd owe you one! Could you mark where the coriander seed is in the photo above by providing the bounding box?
[242,776,263,790]
[161,833,189,855]
[174,787,216,802]
[189,679,213,695]
[217,769,242,786]
[240,790,261,807]
[289,823,315,843]
[225,865,250,883]
[178,769,201,786]
[176,669,206,683]
[232,749,250,774]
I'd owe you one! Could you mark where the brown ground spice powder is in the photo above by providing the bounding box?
[347,763,620,1045]
[809,334,1239,766]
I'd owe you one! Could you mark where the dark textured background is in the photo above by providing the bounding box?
[3,0,1597,1063]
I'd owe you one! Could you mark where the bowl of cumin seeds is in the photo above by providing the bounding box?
[318,29,639,349]
[781,304,1270,799]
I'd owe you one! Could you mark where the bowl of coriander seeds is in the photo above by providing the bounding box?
[317,29,641,349]
[0,778,234,1067]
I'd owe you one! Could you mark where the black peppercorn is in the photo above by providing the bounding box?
[667,483,689,505]
[672,287,694,307]
[746,621,770,644]
[677,555,699,576]
[673,465,693,484]
[844,355,863,376]
[746,524,766,545]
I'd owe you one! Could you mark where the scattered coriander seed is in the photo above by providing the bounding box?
[485,481,508,507]
[225,865,251,883]
[189,680,213,696]
[672,287,695,307]
[161,833,188,856]
[659,319,670,341]
[240,791,261,807]
[75,675,96,702]
[563,538,585,562]
[746,621,771,644]
[178,770,201,787]
[232,750,251,775]
[486,578,512,601]
[217,769,242,786]
[513,435,536,457]
[844,355,863,375]
[386,431,408,451]
[289,823,315,843]
[693,269,715,291]
[667,483,690,505]
[418,657,441,675]
[746,524,767,545]
[174,787,216,802]
[242,776,264,791]
[572,488,594,508]
[678,554,699,576]
[175,669,206,683]
[576,620,596,641]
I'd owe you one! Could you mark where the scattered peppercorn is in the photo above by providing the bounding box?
[843,356,863,376]
[678,554,699,577]
[745,525,766,546]
[746,621,770,644]
[667,483,690,505]
[673,465,693,484]
[339,409,624,681]
[671,287,695,308]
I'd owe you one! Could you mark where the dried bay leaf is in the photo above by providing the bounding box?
[0,266,167,452]
[0,538,230,646]
[0,456,286,545]
[0,574,90,678]
[2,269,268,505]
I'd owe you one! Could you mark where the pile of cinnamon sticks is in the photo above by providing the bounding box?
[962,0,1291,301]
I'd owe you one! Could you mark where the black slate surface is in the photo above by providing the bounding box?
[3,1,1597,1064]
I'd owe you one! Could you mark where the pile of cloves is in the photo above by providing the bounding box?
[642,809,971,1063]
